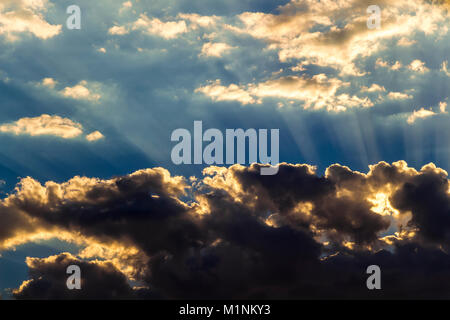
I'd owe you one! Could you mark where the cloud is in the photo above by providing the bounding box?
[131,15,187,39]
[361,84,385,92]
[1,0,450,299]
[40,77,57,88]
[109,12,218,40]
[200,42,234,57]
[0,0,61,41]
[196,74,373,111]
[397,37,417,47]
[195,79,258,105]
[228,0,448,76]
[408,59,429,73]
[177,13,219,28]
[108,25,129,35]
[13,253,151,299]
[60,81,101,101]
[0,114,83,139]
[123,1,132,7]
[375,59,403,70]
[407,107,437,124]
[388,92,413,100]
[407,101,448,124]
[2,161,450,298]
[441,61,450,76]
[86,131,104,142]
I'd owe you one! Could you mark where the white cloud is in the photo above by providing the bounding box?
[177,13,219,29]
[407,108,436,124]
[122,1,132,8]
[111,13,218,39]
[439,101,447,113]
[108,25,129,35]
[41,77,57,88]
[388,92,413,100]
[86,131,104,142]
[375,59,402,70]
[391,61,403,71]
[0,0,61,41]
[408,59,428,73]
[0,114,83,139]
[60,81,101,101]
[407,101,448,124]
[361,84,386,92]
[441,61,450,76]
[195,79,258,105]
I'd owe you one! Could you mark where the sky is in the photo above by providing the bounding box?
[0,0,450,299]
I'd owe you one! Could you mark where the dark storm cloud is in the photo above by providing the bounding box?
[1,161,449,299]
[13,252,154,300]
[391,164,450,245]
[207,163,391,244]
[6,168,204,257]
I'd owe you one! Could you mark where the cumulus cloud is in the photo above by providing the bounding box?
[40,77,57,88]
[13,253,150,299]
[0,114,83,139]
[86,130,104,142]
[2,161,450,298]
[0,0,61,41]
[408,59,429,73]
[108,25,129,35]
[60,81,101,101]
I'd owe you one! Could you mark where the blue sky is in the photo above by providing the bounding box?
[0,0,450,299]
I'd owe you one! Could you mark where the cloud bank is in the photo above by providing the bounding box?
[1,161,450,299]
